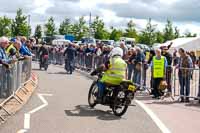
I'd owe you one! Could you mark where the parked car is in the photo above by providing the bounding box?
[135,44,150,51]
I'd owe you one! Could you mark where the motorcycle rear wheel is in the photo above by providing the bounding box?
[112,91,128,117]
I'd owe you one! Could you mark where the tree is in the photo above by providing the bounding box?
[91,16,108,39]
[71,17,88,40]
[155,31,164,43]
[34,25,42,39]
[138,18,157,45]
[184,30,197,37]
[59,18,72,35]
[11,8,30,37]
[163,20,174,42]
[109,28,123,41]
[44,17,56,37]
[0,16,12,37]
[174,26,180,39]
[124,20,137,39]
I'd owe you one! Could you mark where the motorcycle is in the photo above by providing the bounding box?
[88,71,136,117]
[40,55,49,71]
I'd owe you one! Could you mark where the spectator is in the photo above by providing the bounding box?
[19,37,32,56]
[148,50,156,89]
[127,49,134,80]
[178,48,193,102]
[190,51,196,67]
[120,42,128,59]
[189,51,196,79]
[162,46,173,92]
[173,49,179,66]
[151,49,168,99]
[0,37,16,67]
[133,47,145,87]
[128,48,137,81]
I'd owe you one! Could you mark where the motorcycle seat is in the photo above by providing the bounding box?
[105,83,119,88]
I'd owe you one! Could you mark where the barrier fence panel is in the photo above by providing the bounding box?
[0,58,32,99]
[173,67,200,99]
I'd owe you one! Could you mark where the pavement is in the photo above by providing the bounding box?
[137,95,200,133]
[0,63,162,133]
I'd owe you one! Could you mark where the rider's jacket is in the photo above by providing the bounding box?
[101,56,127,85]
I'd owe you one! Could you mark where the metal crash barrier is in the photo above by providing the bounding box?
[173,67,200,99]
[0,58,32,98]
[33,48,200,100]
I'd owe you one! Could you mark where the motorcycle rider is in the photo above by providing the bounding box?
[38,42,49,68]
[92,47,127,102]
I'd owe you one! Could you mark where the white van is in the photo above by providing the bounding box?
[120,37,135,47]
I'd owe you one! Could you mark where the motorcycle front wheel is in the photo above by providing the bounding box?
[112,91,128,117]
[88,82,98,108]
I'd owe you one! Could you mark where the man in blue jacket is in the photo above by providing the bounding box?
[19,37,32,56]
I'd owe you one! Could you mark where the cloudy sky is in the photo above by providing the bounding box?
[1,0,200,35]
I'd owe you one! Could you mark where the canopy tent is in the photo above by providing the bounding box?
[156,37,200,54]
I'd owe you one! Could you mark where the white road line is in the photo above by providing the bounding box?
[24,113,30,129]
[135,100,171,133]
[17,93,52,133]
[29,93,52,114]
[17,129,27,133]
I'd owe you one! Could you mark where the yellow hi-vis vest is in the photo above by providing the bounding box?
[6,44,16,55]
[101,56,127,85]
[153,56,165,78]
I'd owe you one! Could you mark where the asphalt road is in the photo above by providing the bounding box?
[0,63,161,133]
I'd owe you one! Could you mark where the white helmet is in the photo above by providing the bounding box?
[110,47,123,57]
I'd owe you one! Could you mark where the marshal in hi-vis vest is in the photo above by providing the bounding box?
[101,56,127,85]
[153,56,165,78]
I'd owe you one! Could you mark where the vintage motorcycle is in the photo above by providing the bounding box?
[88,71,136,116]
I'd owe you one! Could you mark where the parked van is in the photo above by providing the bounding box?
[120,37,135,47]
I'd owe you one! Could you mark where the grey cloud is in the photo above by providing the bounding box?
[98,0,200,22]
[45,0,102,21]
[0,0,35,13]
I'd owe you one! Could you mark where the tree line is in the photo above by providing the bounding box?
[0,9,197,46]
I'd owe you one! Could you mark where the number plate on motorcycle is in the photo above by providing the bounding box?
[128,85,136,92]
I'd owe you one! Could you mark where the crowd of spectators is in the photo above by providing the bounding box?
[32,41,200,102]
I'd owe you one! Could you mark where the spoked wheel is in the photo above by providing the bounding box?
[112,91,128,117]
[88,82,98,108]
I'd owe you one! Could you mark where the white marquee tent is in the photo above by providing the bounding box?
[155,37,200,54]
